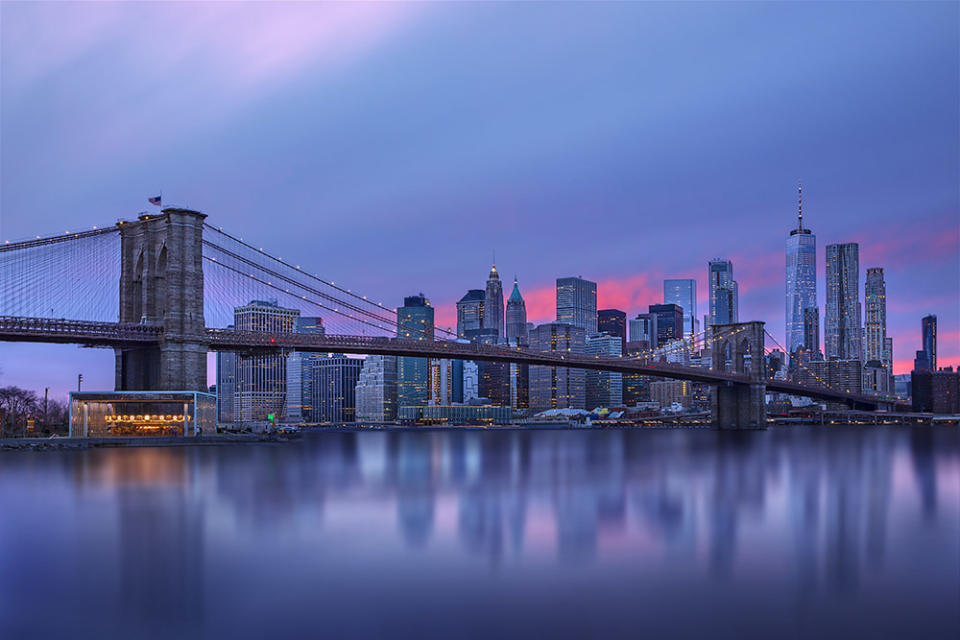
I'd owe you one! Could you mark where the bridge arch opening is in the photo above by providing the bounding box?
[718,339,732,372]
[132,250,145,323]
[737,337,752,374]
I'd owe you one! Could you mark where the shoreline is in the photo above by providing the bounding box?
[3,420,956,451]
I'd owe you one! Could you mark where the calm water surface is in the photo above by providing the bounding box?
[1,426,958,639]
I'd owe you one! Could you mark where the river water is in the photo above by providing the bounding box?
[1,426,957,639]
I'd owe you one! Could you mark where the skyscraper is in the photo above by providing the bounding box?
[628,313,658,349]
[585,333,623,408]
[216,341,236,424]
[505,277,528,344]
[664,279,697,338]
[285,316,325,422]
[921,314,937,371]
[785,182,817,355]
[864,268,888,370]
[529,322,586,412]
[456,289,484,338]
[556,276,597,336]
[233,299,299,422]
[483,264,504,340]
[708,260,738,326]
[311,355,363,422]
[397,294,434,408]
[649,303,684,346]
[597,309,626,350]
[825,243,862,360]
[355,355,397,422]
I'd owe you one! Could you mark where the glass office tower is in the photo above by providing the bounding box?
[708,260,738,326]
[664,279,696,338]
[556,276,598,336]
[397,294,434,408]
[785,183,816,356]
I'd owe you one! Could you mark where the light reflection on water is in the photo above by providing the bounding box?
[0,426,957,639]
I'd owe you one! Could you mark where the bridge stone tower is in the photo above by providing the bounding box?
[115,209,208,391]
[711,321,767,429]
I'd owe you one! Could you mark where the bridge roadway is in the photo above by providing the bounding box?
[0,316,907,410]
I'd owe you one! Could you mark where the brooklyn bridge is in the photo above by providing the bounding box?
[0,208,908,428]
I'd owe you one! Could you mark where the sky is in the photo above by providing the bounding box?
[1,1,958,398]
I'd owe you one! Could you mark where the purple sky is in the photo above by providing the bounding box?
[1,2,958,399]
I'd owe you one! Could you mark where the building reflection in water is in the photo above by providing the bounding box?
[192,426,958,597]
[0,426,957,638]
[75,449,204,634]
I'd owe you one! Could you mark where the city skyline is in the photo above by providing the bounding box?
[0,1,957,397]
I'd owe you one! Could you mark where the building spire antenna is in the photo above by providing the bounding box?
[797,180,803,231]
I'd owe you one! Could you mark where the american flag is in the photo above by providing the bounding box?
[148,195,162,206]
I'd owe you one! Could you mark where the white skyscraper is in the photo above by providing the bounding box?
[785,182,817,356]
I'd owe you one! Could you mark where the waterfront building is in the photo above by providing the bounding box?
[649,380,691,409]
[311,355,363,422]
[799,359,862,395]
[285,316,325,422]
[664,279,697,338]
[397,294,434,408]
[585,333,623,408]
[69,390,216,437]
[598,309,627,351]
[234,299,299,422]
[911,367,959,414]
[355,355,398,422]
[509,362,529,412]
[505,278,528,344]
[483,264,505,340]
[456,289,485,338]
[479,361,511,406]
[708,259,738,327]
[785,183,817,356]
[430,359,464,405]
[825,243,862,361]
[862,360,890,395]
[463,361,479,402]
[529,322,586,412]
[621,346,650,406]
[628,313,658,349]
[399,403,512,425]
[649,304,683,346]
[556,276,597,336]
[216,331,237,423]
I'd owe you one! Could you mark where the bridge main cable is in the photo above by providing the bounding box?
[0,226,118,254]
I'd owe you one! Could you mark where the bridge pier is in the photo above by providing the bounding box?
[115,209,208,391]
[710,321,767,430]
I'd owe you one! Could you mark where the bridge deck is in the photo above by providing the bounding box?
[0,316,908,409]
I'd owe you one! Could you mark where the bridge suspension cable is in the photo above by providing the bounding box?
[0,227,120,322]
[202,225,457,340]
